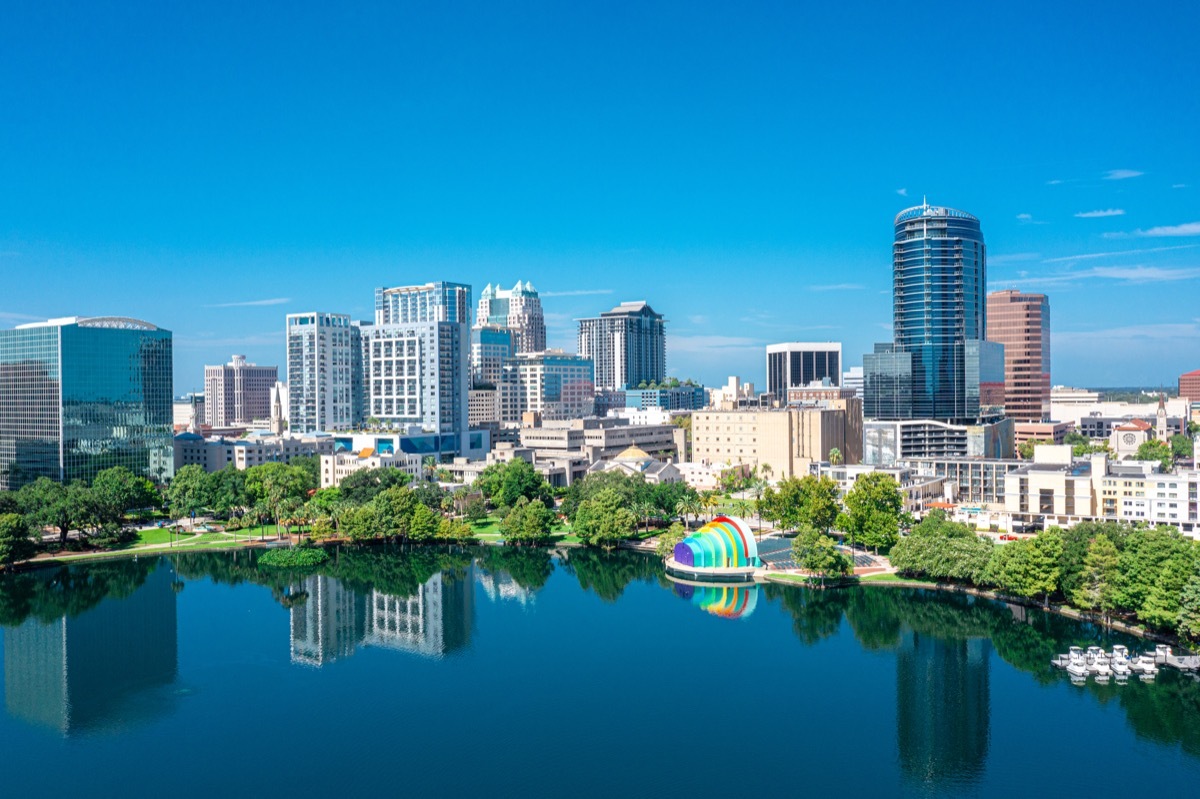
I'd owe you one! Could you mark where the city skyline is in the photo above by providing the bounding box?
[1,2,1197,389]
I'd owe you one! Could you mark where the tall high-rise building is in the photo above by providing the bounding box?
[512,350,596,420]
[0,316,173,489]
[470,325,514,387]
[864,203,1004,425]
[766,342,842,396]
[361,281,471,455]
[203,354,278,427]
[475,281,547,354]
[286,312,360,433]
[577,301,666,391]
[375,282,471,325]
[987,290,1051,422]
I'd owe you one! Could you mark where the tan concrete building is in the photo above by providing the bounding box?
[319,449,422,488]
[691,402,862,480]
[1014,420,1074,451]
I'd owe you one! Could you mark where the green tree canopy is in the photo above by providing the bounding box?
[573,488,636,548]
[791,526,852,587]
[338,467,413,505]
[0,513,35,568]
[837,472,903,553]
[1135,439,1174,472]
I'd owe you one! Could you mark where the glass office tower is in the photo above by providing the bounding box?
[865,203,1003,424]
[0,317,173,489]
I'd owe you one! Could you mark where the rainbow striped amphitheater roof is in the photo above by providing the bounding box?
[673,516,759,569]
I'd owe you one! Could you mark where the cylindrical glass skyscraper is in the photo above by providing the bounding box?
[891,203,988,421]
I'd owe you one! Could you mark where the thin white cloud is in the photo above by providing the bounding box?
[1046,179,1064,185]
[1103,169,1143,180]
[1074,209,1125,218]
[204,297,291,308]
[1173,184,1188,189]
[0,310,42,323]
[895,188,908,197]
[687,315,709,326]
[1135,221,1200,237]
[1006,265,1200,288]
[540,288,615,297]
[809,283,864,292]
[1042,244,1199,263]
[1055,320,1200,345]
[990,252,1041,264]
[1016,213,1033,221]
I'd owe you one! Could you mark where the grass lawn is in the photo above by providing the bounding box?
[134,528,189,546]
[860,572,935,584]
[767,573,816,585]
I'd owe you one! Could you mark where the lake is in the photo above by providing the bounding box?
[1,546,1198,797]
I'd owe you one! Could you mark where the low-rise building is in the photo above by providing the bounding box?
[625,384,705,411]
[810,462,946,515]
[1014,420,1074,451]
[586,446,683,485]
[863,417,1014,466]
[906,457,1021,506]
[173,431,336,473]
[319,448,422,488]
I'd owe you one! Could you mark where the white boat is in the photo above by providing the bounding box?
[1111,645,1130,659]
[1111,655,1131,676]
[1066,655,1089,679]
[1129,654,1158,677]
[1088,659,1112,678]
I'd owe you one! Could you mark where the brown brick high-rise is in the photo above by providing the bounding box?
[1181,370,1200,403]
[987,290,1050,422]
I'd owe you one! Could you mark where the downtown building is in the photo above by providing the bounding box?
[766,342,842,396]
[987,290,1050,422]
[577,301,666,392]
[203,354,278,427]
[475,281,546,354]
[359,281,471,456]
[286,312,361,433]
[863,203,1010,465]
[0,316,174,489]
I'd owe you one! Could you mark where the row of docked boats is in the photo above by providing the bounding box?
[1051,645,1200,684]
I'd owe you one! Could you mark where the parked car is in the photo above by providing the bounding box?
[999,533,1018,541]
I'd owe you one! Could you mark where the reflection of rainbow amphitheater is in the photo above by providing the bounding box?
[667,516,760,582]
[673,583,758,619]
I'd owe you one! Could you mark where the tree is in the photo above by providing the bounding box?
[373,485,417,540]
[91,466,157,527]
[167,465,209,527]
[408,503,441,542]
[1178,569,1200,644]
[1170,433,1194,460]
[205,466,247,520]
[791,526,852,587]
[486,459,554,509]
[838,472,903,553]
[828,447,843,466]
[464,497,488,524]
[338,467,412,505]
[1018,438,1050,460]
[288,456,321,492]
[19,477,79,546]
[1134,439,1174,472]
[888,510,994,584]
[655,521,687,558]
[0,513,35,568]
[675,496,702,528]
[573,488,636,548]
[986,529,1061,605]
[1070,535,1120,624]
[1114,525,1195,623]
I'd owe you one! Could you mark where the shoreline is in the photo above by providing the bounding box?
[762,572,1184,648]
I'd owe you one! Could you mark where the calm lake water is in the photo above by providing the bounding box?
[1,546,1198,797]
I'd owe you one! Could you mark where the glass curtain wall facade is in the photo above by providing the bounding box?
[0,317,173,490]
[865,203,1000,425]
[766,342,842,397]
[375,282,471,325]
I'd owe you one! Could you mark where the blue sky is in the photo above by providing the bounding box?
[2,1,1197,393]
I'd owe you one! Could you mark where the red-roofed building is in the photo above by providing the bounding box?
[1110,418,1154,458]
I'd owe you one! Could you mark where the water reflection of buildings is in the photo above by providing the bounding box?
[289,567,474,666]
[896,632,990,788]
[2,562,179,735]
[475,568,535,607]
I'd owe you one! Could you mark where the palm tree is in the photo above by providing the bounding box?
[828,447,843,466]
[633,500,654,534]
[700,491,720,522]
[675,497,700,529]
[761,463,774,484]
[422,456,439,483]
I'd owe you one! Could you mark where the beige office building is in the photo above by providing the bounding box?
[691,401,862,480]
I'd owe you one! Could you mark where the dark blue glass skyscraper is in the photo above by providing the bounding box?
[864,203,1004,424]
